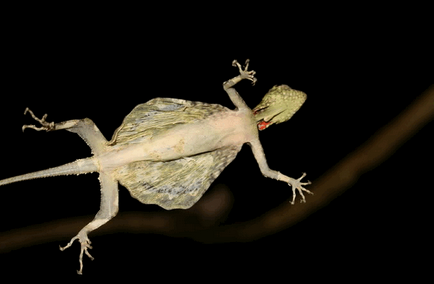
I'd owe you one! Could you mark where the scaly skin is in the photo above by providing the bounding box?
[0,59,311,274]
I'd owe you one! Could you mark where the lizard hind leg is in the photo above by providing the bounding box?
[22,108,55,132]
[22,107,108,155]
[60,172,119,274]
[59,230,94,275]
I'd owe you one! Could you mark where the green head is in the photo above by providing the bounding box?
[253,85,306,130]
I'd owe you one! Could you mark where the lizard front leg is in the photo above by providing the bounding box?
[223,59,257,110]
[277,172,312,204]
[249,139,312,204]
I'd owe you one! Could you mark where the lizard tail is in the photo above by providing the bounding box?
[0,157,99,187]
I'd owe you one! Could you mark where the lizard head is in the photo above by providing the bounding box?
[253,85,306,131]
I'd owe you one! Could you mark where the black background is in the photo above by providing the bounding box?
[1,4,432,281]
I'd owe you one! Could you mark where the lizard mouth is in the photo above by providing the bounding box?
[253,106,284,131]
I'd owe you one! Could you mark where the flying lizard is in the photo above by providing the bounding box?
[0,59,311,274]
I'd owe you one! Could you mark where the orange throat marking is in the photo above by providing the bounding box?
[257,121,271,131]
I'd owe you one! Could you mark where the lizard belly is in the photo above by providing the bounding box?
[142,122,228,161]
[98,109,257,169]
[151,110,256,159]
[96,124,222,170]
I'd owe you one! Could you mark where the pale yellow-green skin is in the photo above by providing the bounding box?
[253,85,307,130]
[0,60,310,274]
[0,86,307,210]
[99,85,306,209]
[105,98,251,209]
[0,61,308,211]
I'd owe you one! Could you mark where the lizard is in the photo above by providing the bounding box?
[0,59,311,274]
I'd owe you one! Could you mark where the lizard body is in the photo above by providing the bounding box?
[0,59,310,274]
[98,105,256,167]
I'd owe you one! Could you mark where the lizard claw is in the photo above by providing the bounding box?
[232,59,257,85]
[22,108,55,132]
[60,231,94,275]
[288,172,313,205]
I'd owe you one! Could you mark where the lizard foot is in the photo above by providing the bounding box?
[60,231,94,275]
[22,108,55,132]
[288,172,313,205]
[232,59,257,85]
